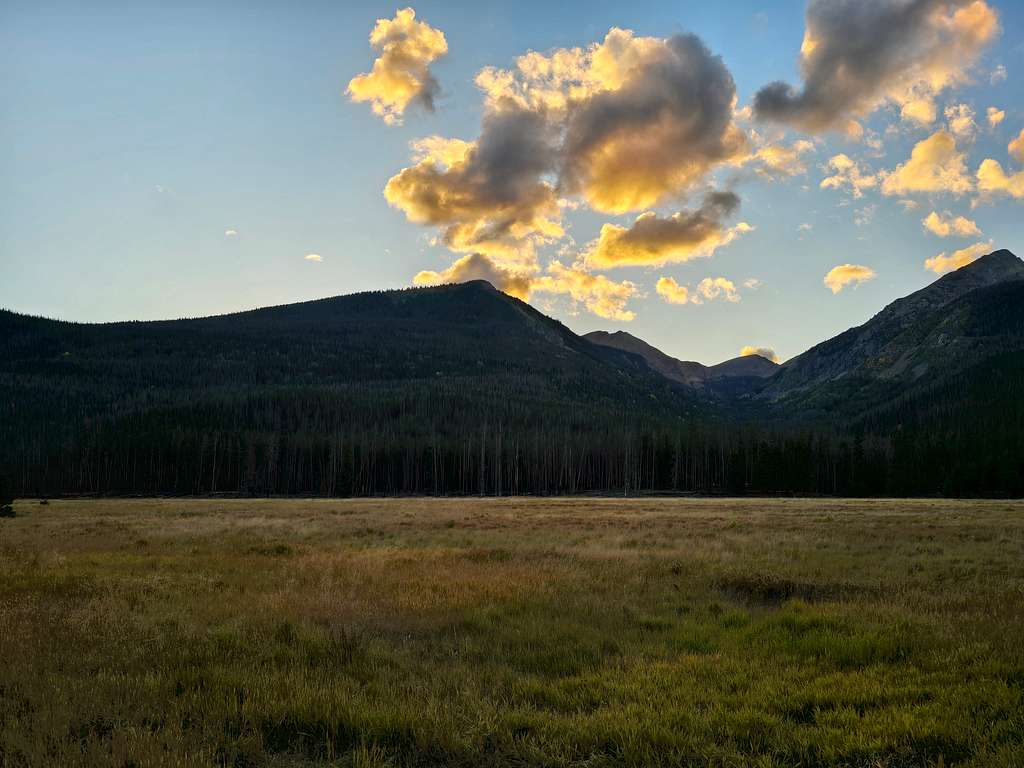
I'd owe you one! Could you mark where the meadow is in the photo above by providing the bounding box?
[1,497,1022,767]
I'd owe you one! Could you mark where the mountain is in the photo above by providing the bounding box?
[757,249,1024,416]
[583,330,779,394]
[0,280,698,497]
[2,249,1023,498]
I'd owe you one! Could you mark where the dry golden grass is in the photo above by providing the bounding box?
[2,497,1023,766]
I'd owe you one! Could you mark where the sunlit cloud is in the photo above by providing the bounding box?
[692,277,740,304]
[476,28,748,214]
[824,263,876,294]
[1010,129,1024,164]
[532,261,639,321]
[384,108,562,265]
[347,8,448,125]
[819,154,879,198]
[655,276,690,305]
[224,229,238,238]
[976,158,1024,199]
[754,0,999,132]
[304,254,323,262]
[924,240,993,273]
[583,192,750,269]
[990,64,1007,84]
[944,103,977,140]
[921,210,981,237]
[414,252,639,321]
[881,131,973,196]
[656,276,739,305]
[986,107,1005,128]
[413,252,533,299]
[740,345,779,363]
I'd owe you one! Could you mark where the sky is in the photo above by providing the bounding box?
[2,0,1022,365]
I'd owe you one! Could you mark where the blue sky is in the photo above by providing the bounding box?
[2,0,1022,364]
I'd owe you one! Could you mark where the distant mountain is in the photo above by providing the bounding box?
[757,249,1024,416]
[583,330,779,394]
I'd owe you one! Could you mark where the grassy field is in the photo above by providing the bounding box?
[1,498,1023,767]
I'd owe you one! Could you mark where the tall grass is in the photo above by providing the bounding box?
[1,498,1022,766]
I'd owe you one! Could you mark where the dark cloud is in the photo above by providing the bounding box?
[754,0,999,132]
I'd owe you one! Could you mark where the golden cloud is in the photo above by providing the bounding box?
[819,154,879,198]
[655,276,689,304]
[921,210,981,237]
[655,276,740,305]
[413,253,533,299]
[754,0,999,132]
[976,158,1024,199]
[532,262,639,321]
[945,103,977,140]
[924,240,993,274]
[881,131,973,196]
[740,345,779,363]
[824,264,876,294]
[986,107,1005,128]
[477,28,748,214]
[413,253,638,321]
[347,8,448,125]
[583,192,750,269]
[1010,129,1024,164]
[384,107,562,264]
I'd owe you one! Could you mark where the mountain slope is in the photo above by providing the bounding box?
[583,330,779,393]
[757,249,1024,413]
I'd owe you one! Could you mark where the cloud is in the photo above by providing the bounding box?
[414,253,638,320]
[693,277,740,304]
[986,107,1005,128]
[990,64,1007,84]
[583,192,750,269]
[413,252,533,299]
[743,278,763,290]
[944,103,977,140]
[224,229,238,238]
[854,204,877,227]
[819,154,879,197]
[976,158,1024,198]
[797,223,813,232]
[924,240,993,273]
[304,254,323,262]
[753,0,999,132]
[1010,129,1024,164]
[824,263,876,294]
[739,136,816,178]
[921,210,981,237]
[477,28,748,214]
[880,131,973,196]
[384,107,562,264]
[532,261,639,321]
[386,25,756,320]
[655,276,690,305]
[347,8,448,125]
[898,199,921,211]
[655,276,740,305]
[740,345,779,363]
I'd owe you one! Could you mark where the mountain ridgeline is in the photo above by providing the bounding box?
[2,250,1023,497]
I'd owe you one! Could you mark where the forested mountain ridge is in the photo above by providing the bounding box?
[1,250,1022,497]
[583,330,778,394]
[756,249,1024,412]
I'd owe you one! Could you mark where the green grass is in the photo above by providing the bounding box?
[1,498,1023,767]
